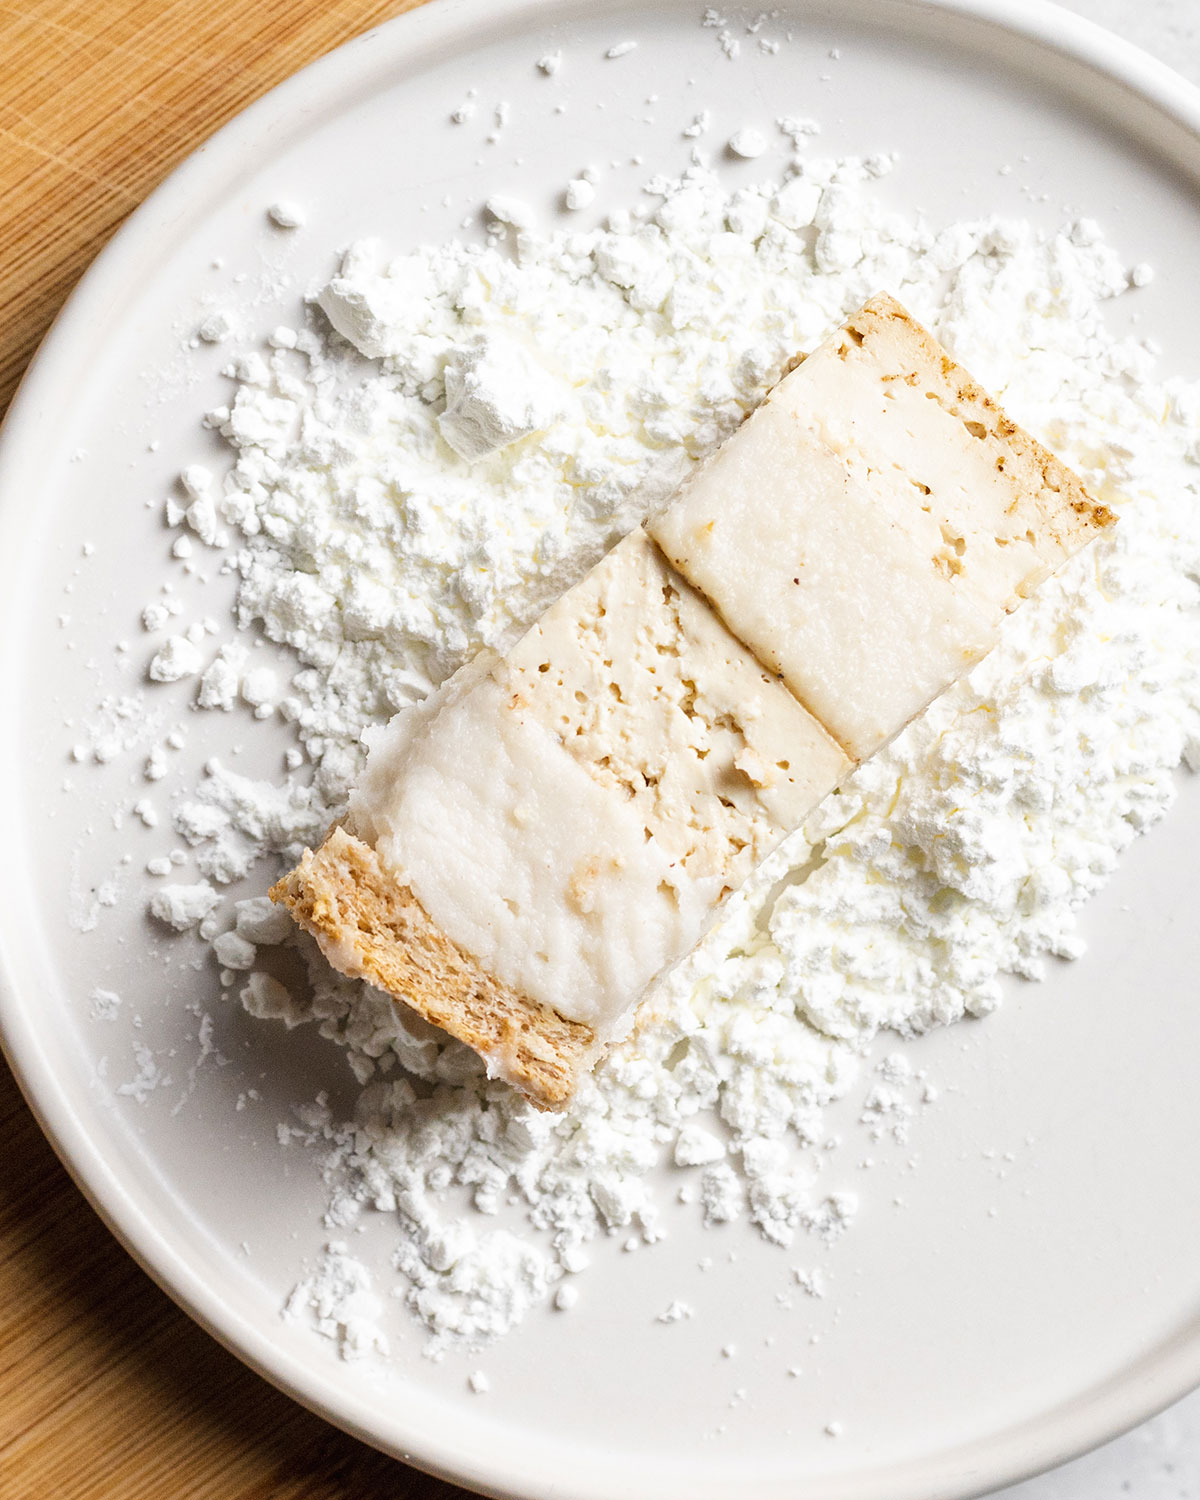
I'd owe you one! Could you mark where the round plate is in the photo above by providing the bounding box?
[3,1,1200,1496]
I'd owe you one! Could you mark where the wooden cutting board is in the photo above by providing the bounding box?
[0,4,474,1496]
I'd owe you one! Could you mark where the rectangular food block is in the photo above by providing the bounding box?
[648,294,1114,759]
[273,296,1114,1108]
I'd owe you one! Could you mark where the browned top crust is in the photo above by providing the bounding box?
[270,827,596,1111]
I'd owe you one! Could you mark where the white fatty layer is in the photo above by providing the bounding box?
[353,655,717,1034]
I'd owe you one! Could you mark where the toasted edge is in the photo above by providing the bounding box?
[847,293,1117,551]
[269,826,595,1111]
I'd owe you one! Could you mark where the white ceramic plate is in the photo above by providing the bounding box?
[3,1,1200,1495]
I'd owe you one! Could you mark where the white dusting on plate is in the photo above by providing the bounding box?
[284,1241,389,1359]
[97,128,1200,1364]
[88,988,122,1022]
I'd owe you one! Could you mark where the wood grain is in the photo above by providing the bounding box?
[0,2,476,1495]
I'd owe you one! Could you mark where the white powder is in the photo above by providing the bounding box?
[89,987,122,1021]
[116,1042,171,1103]
[284,1241,388,1359]
[564,178,596,211]
[267,201,306,230]
[147,636,202,683]
[436,333,565,461]
[134,143,1200,1359]
[148,880,219,931]
[727,127,767,158]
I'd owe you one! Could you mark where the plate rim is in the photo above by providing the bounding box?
[2,1,1200,1495]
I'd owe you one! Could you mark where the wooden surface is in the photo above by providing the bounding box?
[0,3,474,1496]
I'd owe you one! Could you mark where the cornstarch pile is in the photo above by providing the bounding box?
[139,147,1200,1360]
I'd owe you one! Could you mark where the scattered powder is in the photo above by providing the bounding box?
[793,1267,827,1299]
[148,636,202,683]
[148,880,220,931]
[777,116,821,147]
[564,178,596,212]
[727,127,767,159]
[89,988,122,1021]
[240,971,310,1028]
[121,147,1200,1360]
[284,1242,389,1359]
[198,310,236,345]
[116,1043,171,1103]
[267,201,306,230]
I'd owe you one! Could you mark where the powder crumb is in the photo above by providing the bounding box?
[267,201,306,230]
[1130,262,1155,288]
[148,636,202,683]
[777,115,821,146]
[657,1300,694,1324]
[241,667,278,709]
[89,988,122,1021]
[674,1123,726,1167]
[728,127,767,159]
[683,110,711,139]
[554,1284,579,1311]
[700,1164,743,1225]
[240,972,307,1028]
[793,1268,827,1298]
[483,195,534,233]
[605,40,637,58]
[824,1421,844,1438]
[212,931,256,971]
[235,895,293,945]
[468,1370,490,1393]
[198,311,235,345]
[116,1043,170,1103]
[284,1242,388,1359]
[802,1195,858,1243]
[132,798,158,828]
[564,179,596,212]
[537,51,562,75]
[148,881,219,931]
[197,645,246,711]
